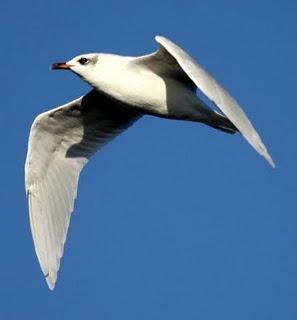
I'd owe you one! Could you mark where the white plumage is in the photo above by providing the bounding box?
[25,36,274,290]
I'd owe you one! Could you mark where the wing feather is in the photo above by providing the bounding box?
[153,36,274,167]
[25,90,140,289]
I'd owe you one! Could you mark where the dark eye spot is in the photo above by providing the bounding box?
[78,57,89,65]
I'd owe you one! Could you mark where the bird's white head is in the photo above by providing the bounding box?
[51,52,131,95]
[51,53,100,84]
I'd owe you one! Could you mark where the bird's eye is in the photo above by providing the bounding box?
[78,57,89,65]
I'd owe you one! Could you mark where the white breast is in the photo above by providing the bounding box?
[87,54,200,120]
[89,55,170,114]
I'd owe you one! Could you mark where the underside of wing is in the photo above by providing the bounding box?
[25,90,141,289]
[151,36,274,167]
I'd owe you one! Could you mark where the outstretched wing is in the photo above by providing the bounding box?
[25,90,141,289]
[137,36,274,166]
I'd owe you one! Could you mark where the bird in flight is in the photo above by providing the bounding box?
[25,36,274,290]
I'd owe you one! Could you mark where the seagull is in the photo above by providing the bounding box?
[25,36,274,290]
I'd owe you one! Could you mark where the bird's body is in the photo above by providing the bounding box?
[25,36,274,290]
[70,51,238,133]
[70,52,231,128]
[88,54,175,114]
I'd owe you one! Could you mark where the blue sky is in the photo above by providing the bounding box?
[1,0,296,319]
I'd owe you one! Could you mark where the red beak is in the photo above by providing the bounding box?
[51,62,71,70]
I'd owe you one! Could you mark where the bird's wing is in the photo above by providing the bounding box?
[135,36,274,167]
[25,90,141,289]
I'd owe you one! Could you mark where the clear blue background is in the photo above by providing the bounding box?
[1,1,296,319]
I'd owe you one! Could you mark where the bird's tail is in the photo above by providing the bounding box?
[208,111,238,134]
